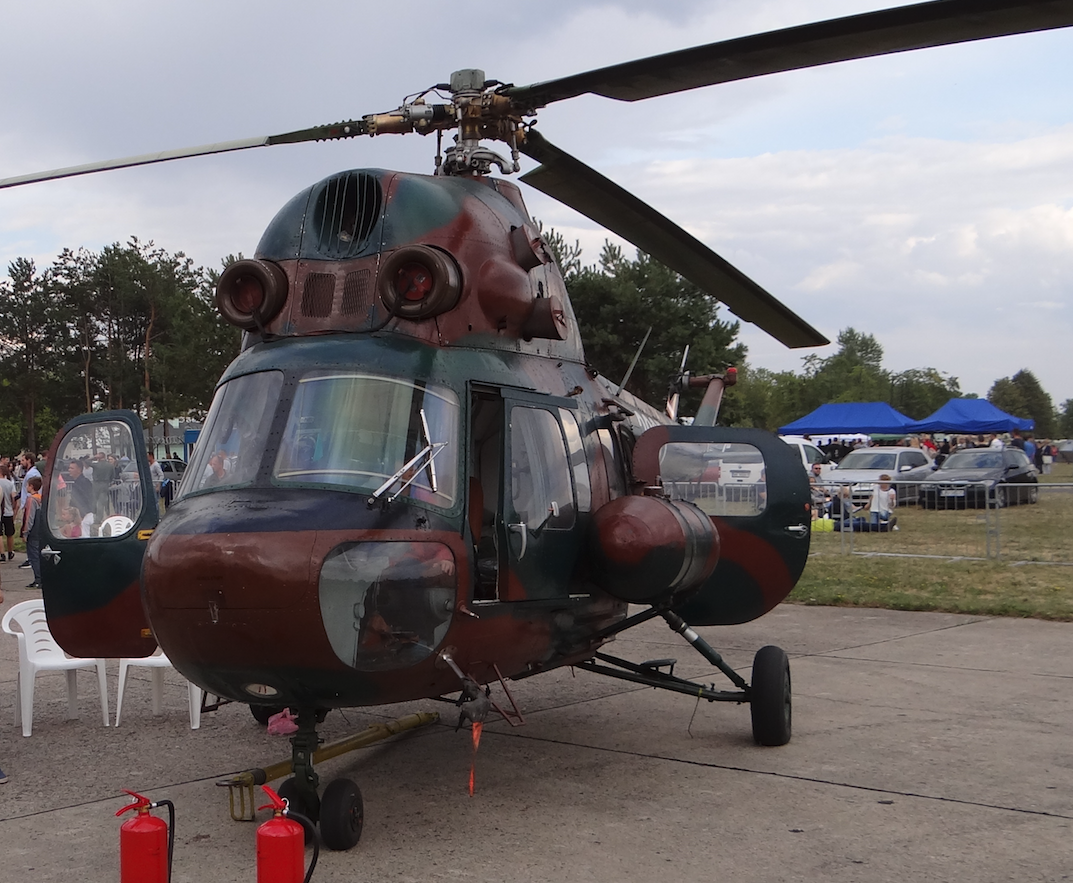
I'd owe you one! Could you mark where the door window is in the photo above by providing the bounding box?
[48,421,144,538]
[597,427,625,497]
[659,441,768,516]
[510,407,574,530]
[559,408,591,514]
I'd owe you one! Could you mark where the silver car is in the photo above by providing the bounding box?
[826,447,933,505]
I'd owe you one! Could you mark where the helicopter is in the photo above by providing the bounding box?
[4,0,1072,852]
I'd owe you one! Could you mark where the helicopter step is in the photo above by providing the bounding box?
[217,711,438,850]
[575,609,791,746]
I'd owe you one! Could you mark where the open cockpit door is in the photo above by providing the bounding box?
[632,426,811,625]
[40,411,159,657]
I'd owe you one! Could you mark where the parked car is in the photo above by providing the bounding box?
[159,459,187,479]
[122,458,188,480]
[827,446,932,505]
[780,436,834,475]
[918,448,1038,509]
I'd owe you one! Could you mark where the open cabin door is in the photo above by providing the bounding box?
[468,386,586,603]
[632,425,811,625]
[40,411,159,657]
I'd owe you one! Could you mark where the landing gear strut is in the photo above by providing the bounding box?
[218,711,438,850]
[577,608,792,746]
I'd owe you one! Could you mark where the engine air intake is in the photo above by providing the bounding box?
[310,172,382,259]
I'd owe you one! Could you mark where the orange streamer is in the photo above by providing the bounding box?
[468,721,483,796]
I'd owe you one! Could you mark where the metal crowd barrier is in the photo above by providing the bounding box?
[809,478,1073,563]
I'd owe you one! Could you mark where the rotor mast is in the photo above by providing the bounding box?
[363,69,527,177]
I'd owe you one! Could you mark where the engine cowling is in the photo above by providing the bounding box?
[589,495,720,605]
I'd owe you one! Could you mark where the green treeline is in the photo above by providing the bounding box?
[2,235,1071,454]
[550,235,1073,436]
[0,239,240,455]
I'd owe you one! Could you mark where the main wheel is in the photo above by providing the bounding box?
[1027,485,1038,504]
[277,777,321,828]
[750,645,791,746]
[319,777,364,851]
[993,487,1008,508]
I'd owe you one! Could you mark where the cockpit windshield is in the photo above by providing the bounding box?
[177,369,459,510]
[273,372,459,507]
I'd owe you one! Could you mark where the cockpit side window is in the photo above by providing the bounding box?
[179,371,284,498]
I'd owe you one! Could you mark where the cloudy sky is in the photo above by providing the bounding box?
[2,0,1072,407]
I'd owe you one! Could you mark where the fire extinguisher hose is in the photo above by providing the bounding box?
[156,799,175,882]
[284,808,319,883]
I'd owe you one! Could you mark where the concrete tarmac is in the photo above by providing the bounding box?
[1,558,1071,882]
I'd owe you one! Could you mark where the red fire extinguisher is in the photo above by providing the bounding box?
[116,789,174,883]
[257,784,318,883]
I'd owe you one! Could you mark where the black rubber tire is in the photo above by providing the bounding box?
[319,778,364,851]
[249,704,285,726]
[751,645,791,747]
[1027,485,1038,504]
[994,487,1008,509]
[277,777,321,828]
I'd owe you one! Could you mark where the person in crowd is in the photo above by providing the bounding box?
[831,485,858,531]
[16,452,42,568]
[58,506,84,538]
[935,439,951,467]
[147,452,166,513]
[863,474,898,531]
[1040,440,1055,474]
[0,464,16,560]
[65,459,95,526]
[988,434,1004,450]
[23,475,43,588]
[809,462,830,519]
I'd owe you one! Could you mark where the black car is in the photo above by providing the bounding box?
[918,448,1038,509]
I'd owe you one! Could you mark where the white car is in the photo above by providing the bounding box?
[780,436,834,475]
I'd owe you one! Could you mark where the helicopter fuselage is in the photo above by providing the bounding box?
[143,332,629,708]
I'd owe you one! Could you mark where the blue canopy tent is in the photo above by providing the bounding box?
[778,402,916,435]
[905,399,1033,434]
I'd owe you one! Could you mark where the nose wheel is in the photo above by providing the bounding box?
[283,708,367,851]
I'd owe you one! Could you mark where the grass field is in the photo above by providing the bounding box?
[793,462,1073,620]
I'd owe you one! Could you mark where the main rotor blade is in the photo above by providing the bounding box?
[519,130,828,349]
[505,0,1073,108]
[0,120,368,190]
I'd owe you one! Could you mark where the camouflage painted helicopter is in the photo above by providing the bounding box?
[4,0,1071,852]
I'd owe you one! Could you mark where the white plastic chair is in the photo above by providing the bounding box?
[115,649,204,729]
[98,514,134,537]
[1,599,110,737]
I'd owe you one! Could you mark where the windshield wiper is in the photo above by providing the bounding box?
[368,408,448,505]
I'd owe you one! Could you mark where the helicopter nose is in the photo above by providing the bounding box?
[143,512,461,704]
